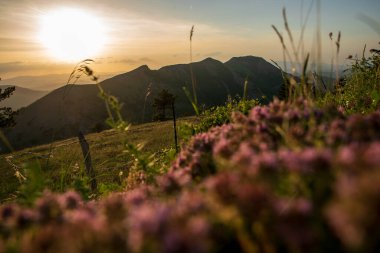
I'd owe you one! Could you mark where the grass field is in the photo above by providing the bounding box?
[0,117,194,202]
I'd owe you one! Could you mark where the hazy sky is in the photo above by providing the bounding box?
[0,0,379,81]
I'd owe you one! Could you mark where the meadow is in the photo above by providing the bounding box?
[0,117,196,203]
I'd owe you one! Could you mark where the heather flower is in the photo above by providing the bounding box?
[327,119,347,145]
[127,203,170,252]
[16,209,35,229]
[230,111,247,124]
[273,198,315,251]
[65,206,97,226]
[0,204,18,222]
[35,192,64,225]
[231,142,257,171]
[123,185,153,206]
[163,215,210,253]
[213,136,234,158]
[326,168,380,251]
[2,98,380,253]
[100,194,128,225]
[278,148,332,174]
[248,106,270,122]
[362,141,380,167]
[175,190,208,216]
[58,191,82,210]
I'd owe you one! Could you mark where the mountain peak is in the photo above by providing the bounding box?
[201,57,219,63]
[225,56,265,64]
[133,65,150,72]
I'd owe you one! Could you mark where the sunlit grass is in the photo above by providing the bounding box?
[0,118,194,202]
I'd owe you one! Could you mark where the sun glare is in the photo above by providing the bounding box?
[38,8,107,62]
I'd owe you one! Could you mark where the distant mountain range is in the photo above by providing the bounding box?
[0,85,48,110]
[2,56,283,151]
[1,73,117,91]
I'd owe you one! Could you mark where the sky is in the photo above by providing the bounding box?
[0,0,379,86]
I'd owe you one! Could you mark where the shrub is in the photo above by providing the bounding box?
[318,47,380,114]
[180,98,259,142]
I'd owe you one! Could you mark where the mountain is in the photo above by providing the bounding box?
[0,85,48,110]
[225,56,285,97]
[1,73,117,91]
[2,56,283,151]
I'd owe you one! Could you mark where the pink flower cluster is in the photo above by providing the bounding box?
[1,98,380,252]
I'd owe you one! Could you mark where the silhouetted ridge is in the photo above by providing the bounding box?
[224,55,283,100]
[199,57,221,64]
[133,65,150,72]
[3,56,283,151]
[225,56,269,69]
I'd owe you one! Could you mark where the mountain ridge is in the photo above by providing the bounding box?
[3,55,283,151]
[0,85,49,110]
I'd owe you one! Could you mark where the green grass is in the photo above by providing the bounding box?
[317,49,380,114]
[0,117,194,203]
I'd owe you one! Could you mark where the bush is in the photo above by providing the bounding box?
[318,47,380,114]
[180,98,259,142]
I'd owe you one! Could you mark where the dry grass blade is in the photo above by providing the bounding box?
[272,25,284,46]
[296,0,315,54]
[272,24,294,71]
[188,25,198,112]
[142,83,152,122]
[302,53,310,78]
[283,8,294,43]
[283,7,300,69]
[243,78,248,101]
[358,14,380,35]
[316,0,322,75]
[190,25,194,41]
[335,31,341,54]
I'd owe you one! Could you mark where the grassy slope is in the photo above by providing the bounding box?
[0,117,194,202]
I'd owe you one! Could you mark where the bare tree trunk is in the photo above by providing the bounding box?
[171,101,178,153]
[78,131,97,192]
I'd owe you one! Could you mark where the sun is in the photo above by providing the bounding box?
[38,8,107,62]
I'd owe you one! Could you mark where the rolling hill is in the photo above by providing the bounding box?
[1,73,117,91]
[2,56,283,151]
[0,85,48,110]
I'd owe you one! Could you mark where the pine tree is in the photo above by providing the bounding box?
[0,86,17,128]
[152,89,175,121]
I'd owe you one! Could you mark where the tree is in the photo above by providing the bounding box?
[152,89,175,121]
[152,89,179,152]
[0,85,17,128]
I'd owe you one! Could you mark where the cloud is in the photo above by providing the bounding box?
[0,61,73,78]
[0,62,25,73]
[0,38,42,52]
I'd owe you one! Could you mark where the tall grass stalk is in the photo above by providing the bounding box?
[183,25,200,116]
[142,83,152,122]
[189,25,197,107]
[79,63,161,188]
[316,0,322,78]
[272,2,327,101]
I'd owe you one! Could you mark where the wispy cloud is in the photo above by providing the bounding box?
[0,61,73,78]
[0,38,42,52]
